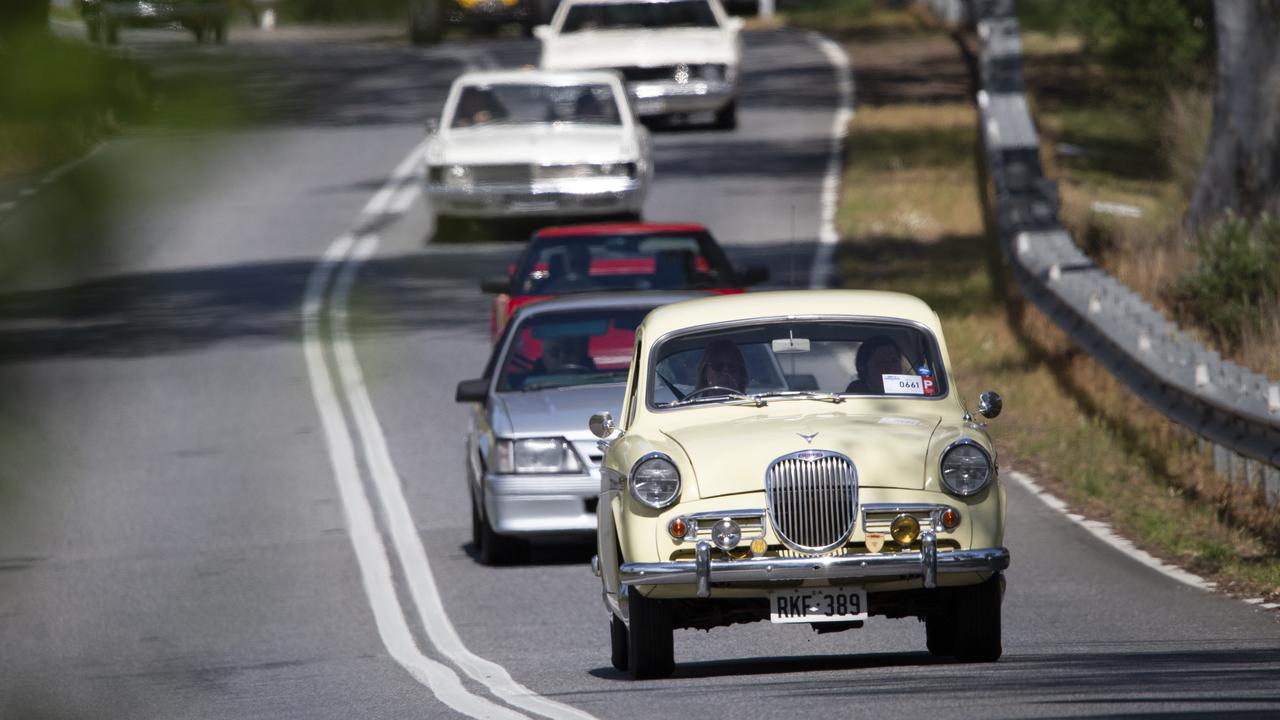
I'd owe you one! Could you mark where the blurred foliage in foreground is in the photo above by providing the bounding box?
[1018,0,1214,91]
[0,32,150,177]
[1171,214,1280,351]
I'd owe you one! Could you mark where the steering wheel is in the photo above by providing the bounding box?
[681,385,745,401]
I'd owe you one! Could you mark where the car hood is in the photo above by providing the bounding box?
[542,28,738,71]
[430,125,639,167]
[493,383,624,439]
[660,408,943,499]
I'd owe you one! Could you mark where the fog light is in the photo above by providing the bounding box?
[749,537,767,557]
[711,518,741,550]
[668,517,688,540]
[890,514,920,546]
[940,507,961,530]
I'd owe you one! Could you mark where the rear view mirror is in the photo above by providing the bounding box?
[977,391,1003,419]
[740,265,769,286]
[480,275,511,294]
[456,378,489,403]
[589,411,617,439]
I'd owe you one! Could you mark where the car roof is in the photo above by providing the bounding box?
[639,290,945,338]
[510,291,709,321]
[533,223,709,239]
[453,68,623,87]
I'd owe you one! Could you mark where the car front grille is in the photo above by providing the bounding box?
[765,450,858,554]
[617,65,680,82]
[468,164,534,184]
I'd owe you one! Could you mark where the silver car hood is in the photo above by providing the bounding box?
[493,383,625,440]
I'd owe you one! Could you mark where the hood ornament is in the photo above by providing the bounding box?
[797,431,819,444]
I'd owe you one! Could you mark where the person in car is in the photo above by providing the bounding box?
[453,87,508,127]
[845,336,906,395]
[536,335,596,374]
[695,339,747,394]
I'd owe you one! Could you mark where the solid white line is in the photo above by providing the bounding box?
[42,142,106,185]
[331,235,599,720]
[807,32,855,290]
[302,236,524,720]
[1007,470,1217,592]
[362,137,431,219]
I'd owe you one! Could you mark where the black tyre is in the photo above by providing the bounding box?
[433,214,467,242]
[477,496,527,566]
[924,613,956,657]
[609,613,628,671]
[952,573,1003,663]
[626,590,674,679]
[409,0,446,45]
[712,100,737,130]
[212,22,227,44]
[469,491,484,552]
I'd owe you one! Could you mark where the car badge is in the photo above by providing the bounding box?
[865,533,885,553]
[797,431,819,444]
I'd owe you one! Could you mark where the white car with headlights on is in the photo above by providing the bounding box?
[424,69,652,237]
[536,0,743,129]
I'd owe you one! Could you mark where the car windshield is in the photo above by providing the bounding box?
[560,0,719,32]
[449,83,622,129]
[515,231,733,295]
[648,320,947,408]
[497,308,648,392]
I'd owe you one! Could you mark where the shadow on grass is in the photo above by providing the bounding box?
[835,234,993,318]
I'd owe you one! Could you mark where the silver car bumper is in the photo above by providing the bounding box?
[630,80,736,116]
[427,178,645,218]
[621,533,1010,598]
[483,472,597,537]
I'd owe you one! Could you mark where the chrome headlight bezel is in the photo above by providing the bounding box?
[629,452,681,509]
[939,439,994,497]
[443,164,473,189]
[494,437,584,475]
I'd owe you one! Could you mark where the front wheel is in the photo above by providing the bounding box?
[952,573,1003,662]
[712,100,737,130]
[212,21,227,44]
[476,494,527,566]
[626,590,674,679]
[609,613,628,671]
[409,0,445,45]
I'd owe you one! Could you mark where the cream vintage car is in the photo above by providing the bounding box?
[589,290,1010,678]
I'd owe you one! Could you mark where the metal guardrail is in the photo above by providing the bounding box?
[922,0,1280,503]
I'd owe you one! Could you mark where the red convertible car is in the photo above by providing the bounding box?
[481,223,768,338]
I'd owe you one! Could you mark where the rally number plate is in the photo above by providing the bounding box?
[768,586,868,624]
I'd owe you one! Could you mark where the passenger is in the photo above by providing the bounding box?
[695,339,748,394]
[453,87,507,128]
[845,337,906,394]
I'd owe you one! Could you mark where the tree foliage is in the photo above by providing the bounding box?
[1170,213,1280,349]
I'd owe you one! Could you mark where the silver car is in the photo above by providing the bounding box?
[456,292,700,565]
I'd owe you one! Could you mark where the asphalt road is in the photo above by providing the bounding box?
[2,23,1279,720]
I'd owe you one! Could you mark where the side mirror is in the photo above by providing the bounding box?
[532,24,552,41]
[726,16,744,32]
[480,275,511,294]
[589,411,618,439]
[424,118,439,135]
[739,265,769,286]
[456,378,489,404]
[977,391,1002,419]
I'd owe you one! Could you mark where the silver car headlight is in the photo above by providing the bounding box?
[630,454,681,509]
[939,441,993,497]
[495,438,584,474]
[444,164,473,189]
[593,162,637,179]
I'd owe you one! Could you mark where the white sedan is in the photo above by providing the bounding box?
[536,0,743,129]
[423,70,652,234]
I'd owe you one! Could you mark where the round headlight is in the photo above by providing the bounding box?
[631,455,681,509]
[711,518,741,550]
[940,442,993,497]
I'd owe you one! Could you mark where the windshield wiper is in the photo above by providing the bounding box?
[754,391,846,404]
[667,386,766,408]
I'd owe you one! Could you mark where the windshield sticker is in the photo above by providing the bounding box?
[917,366,938,396]
[882,374,924,395]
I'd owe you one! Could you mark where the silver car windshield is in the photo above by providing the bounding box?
[450,83,622,129]
[649,320,948,408]
[497,308,648,392]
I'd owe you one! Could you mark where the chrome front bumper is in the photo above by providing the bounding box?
[483,471,597,537]
[630,80,736,116]
[621,533,1010,598]
[427,178,645,218]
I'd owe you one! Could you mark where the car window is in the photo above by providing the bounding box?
[648,320,947,407]
[516,232,731,294]
[497,309,649,392]
[449,83,622,129]
[560,0,719,32]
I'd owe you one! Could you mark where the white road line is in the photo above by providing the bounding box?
[1007,470,1217,592]
[18,187,37,197]
[331,236,599,720]
[302,236,524,720]
[0,202,15,213]
[42,142,107,185]
[807,32,854,290]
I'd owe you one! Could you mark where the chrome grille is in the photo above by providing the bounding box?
[469,164,533,184]
[616,65,679,82]
[765,451,858,554]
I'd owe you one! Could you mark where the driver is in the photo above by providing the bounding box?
[845,336,905,395]
[537,335,595,374]
[695,339,747,394]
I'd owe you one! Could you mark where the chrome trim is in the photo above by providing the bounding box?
[628,451,680,510]
[921,531,938,589]
[939,438,994,497]
[764,450,858,555]
[591,554,601,578]
[695,541,711,598]
[683,509,766,522]
[861,502,960,533]
[671,509,766,546]
[622,546,1010,587]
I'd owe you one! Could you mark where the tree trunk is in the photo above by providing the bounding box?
[1185,0,1280,229]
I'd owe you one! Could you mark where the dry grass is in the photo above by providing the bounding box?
[790,4,1280,597]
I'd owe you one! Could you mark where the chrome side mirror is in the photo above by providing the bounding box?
[532,24,552,41]
[977,391,1003,419]
[424,118,439,135]
[589,411,618,439]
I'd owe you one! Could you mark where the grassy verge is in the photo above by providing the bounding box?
[787,1,1280,597]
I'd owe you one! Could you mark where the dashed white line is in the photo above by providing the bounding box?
[0,202,16,213]
[17,187,37,197]
[807,32,854,290]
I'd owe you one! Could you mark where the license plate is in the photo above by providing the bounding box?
[769,586,867,624]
